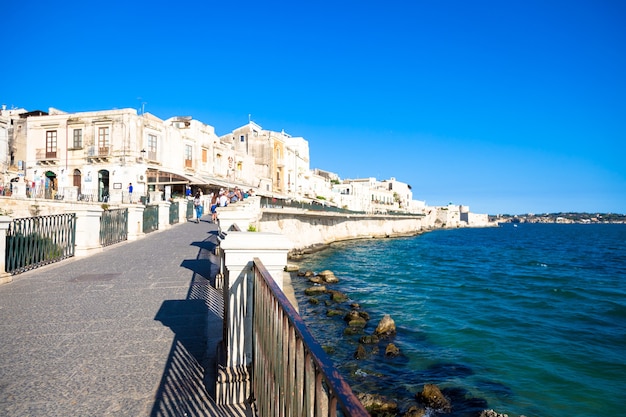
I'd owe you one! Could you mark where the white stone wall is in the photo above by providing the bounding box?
[259,210,425,250]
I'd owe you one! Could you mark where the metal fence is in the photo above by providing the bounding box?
[169,202,179,224]
[252,258,369,417]
[100,208,128,247]
[5,214,76,275]
[186,199,194,219]
[143,205,159,234]
[260,197,365,215]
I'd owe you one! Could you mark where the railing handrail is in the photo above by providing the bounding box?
[252,258,369,417]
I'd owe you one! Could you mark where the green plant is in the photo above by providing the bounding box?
[247,224,257,232]
[101,203,110,211]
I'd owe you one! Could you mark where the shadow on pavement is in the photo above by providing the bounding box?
[150,234,252,416]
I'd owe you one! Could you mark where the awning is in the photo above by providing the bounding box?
[146,168,208,186]
[146,168,258,192]
[200,175,258,192]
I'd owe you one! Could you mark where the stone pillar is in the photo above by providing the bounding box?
[74,207,104,257]
[149,190,162,202]
[126,204,145,241]
[0,216,12,285]
[157,201,171,230]
[177,199,188,223]
[217,197,261,231]
[62,185,78,201]
[215,231,293,404]
[11,182,26,199]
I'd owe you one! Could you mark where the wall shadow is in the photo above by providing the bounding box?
[149,232,252,416]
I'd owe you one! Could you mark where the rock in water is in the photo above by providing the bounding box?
[318,270,339,283]
[357,393,399,415]
[304,285,326,295]
[385,343,400,357]
[374,314,396,336]
[405,406,427,417]
[479,410,509,417]
[328,290,348,302]
[354,344,368,359]
[416,384,451,412]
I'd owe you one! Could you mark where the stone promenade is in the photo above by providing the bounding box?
[0,217,253,416]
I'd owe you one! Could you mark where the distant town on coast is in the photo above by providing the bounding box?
[493,212,626,224]
[2,105,623,226]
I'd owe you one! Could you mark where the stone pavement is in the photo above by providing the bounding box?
[0,216,254,416]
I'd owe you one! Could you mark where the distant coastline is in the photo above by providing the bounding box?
[491,212,626,224]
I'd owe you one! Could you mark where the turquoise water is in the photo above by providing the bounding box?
[290,224,626,417]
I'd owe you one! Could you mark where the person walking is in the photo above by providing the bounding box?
[210,192,219,223]
[128,183,134,203]
[193,191,202,223]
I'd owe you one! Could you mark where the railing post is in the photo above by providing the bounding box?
[0,216,12,284]
[177,199,188,223]
[216,231,293,404]
[126,205,145,241]
[157,201,171,230]
[74,207,104,257]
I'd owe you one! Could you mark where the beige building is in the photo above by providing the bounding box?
[7,107,256,203]
[221,122,312,198]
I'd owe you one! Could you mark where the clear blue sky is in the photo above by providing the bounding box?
[3,1,625,215]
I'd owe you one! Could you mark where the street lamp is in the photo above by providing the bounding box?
[140,149,146,161]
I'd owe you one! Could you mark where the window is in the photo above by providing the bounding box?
[185,145,192,167]
[148,134,157,159]
[73,129,82,148]
[98,127,110,154]
[46,131,57,158]
[202,148,207,163]
[240,135,245,142]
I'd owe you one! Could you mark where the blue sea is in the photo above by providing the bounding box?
[290,223,626,417]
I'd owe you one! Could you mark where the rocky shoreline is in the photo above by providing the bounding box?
[287,265,526,417]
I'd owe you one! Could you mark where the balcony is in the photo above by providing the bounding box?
[87,146,111,163]
[35,148,60,166]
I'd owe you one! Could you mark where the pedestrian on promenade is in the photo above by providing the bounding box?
[193,191,202,223]
[128,183,134,203]
[210,192,219,223]
[219,189,229,207]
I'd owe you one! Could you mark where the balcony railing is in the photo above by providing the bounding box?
[35,148,59,164]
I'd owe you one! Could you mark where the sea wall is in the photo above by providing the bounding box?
[258,206,497,252]
[258,209,427,251]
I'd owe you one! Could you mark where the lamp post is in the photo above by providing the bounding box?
[140,149,146,161]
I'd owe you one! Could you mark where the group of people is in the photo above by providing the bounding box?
[190,186,255,224]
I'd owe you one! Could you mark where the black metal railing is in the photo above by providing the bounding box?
[260,197,365,214]
[169,202,179,224]
[252,258,369,417]
[6,214,76,275]
[143,205,159,234]
[100,208,128,247]
[186,199,194,219]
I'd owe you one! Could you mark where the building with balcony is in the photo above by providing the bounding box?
[7,107,256,203]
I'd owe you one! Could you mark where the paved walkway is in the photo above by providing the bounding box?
[0,216,253,416]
